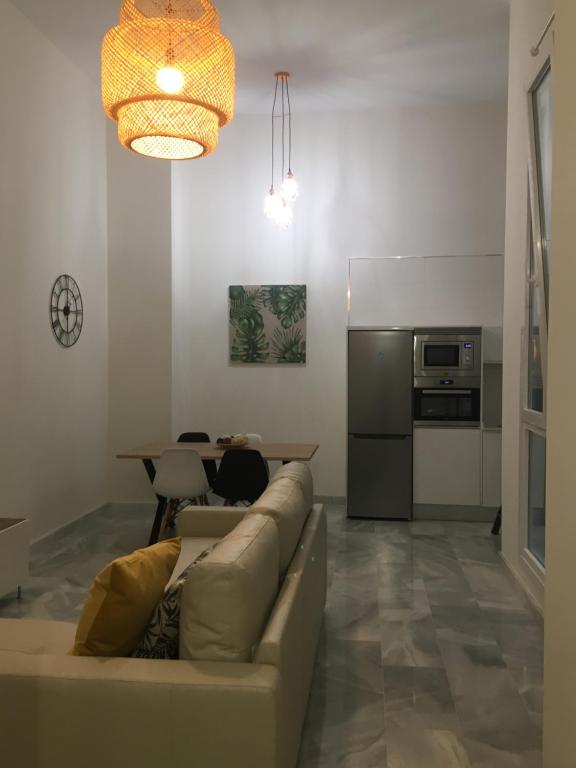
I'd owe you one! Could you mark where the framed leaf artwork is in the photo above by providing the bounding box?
[229,285,307,365]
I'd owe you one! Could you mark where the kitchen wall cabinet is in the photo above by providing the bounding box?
[482,430,502,508]
[414,428,481,506]
[482,326,503,363]
[349,257,504,328]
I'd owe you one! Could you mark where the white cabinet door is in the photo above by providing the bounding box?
[482,431,502,508]
[483,326,503,363]
[414,428,481,506]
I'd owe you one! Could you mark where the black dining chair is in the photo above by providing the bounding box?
[211,449,269,506]
[178,432,218,488]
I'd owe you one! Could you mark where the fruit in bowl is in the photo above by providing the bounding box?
[216,434,248,448]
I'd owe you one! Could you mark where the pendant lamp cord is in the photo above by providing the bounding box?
[286,76,292,174]
[281,76,286,183]
[271,76,279,191]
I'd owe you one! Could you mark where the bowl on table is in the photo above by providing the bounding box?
[216,434,249,449]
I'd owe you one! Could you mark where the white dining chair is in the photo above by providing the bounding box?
[153,449,210,536]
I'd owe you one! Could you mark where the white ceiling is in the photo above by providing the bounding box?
[9,0,510,112]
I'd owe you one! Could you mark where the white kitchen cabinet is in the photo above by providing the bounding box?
[482,430,502,508]
[483,326,503,363]
[349,257,505,328]
[414,428,481,506]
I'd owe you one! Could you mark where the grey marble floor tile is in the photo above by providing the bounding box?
[378,562,424,593]
[377,541,415,565]
[451,536,502,565]
[385,719,472,768]
[376,523,413,547]
[383,666,456,729]
[408,521,450,536]
[461,562,531,610]
[381,614,444,668]
[437,629,542,761]
[463,737,542,768]
[418,553,471,594]
[378,587,432,623]
[327,594,382,643]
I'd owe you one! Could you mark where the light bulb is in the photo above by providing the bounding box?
[156,66,185,94]
[264,188,282,220]
[274,198,293,229]
[282,171,299,203]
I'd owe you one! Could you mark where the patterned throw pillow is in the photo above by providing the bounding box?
[132,546,214,660]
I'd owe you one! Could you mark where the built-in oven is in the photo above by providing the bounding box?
[414,386,480,426]
[414,329,481,382]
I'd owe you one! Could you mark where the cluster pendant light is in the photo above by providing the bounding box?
[264,73,300,228]
[102,0,235,160]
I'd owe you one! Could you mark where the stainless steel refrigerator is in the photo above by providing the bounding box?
[347,329,414,520]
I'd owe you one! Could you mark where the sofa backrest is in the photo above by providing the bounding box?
[248,462,313,577]
[179,513,279,663]
[267,462,314,509]
[255,505,327,768]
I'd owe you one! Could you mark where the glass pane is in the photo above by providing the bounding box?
[424,345,460,367]
[528,431,546,566]
[527,232,544,412]
[532,67,553,311]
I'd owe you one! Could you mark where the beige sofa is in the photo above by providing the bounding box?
[0,463,327,768]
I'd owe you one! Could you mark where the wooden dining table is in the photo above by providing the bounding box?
[117,441,319,545]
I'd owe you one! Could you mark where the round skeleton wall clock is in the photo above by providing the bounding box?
[50,274,83,347]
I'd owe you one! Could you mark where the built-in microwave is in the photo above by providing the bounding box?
[414,330,481,384]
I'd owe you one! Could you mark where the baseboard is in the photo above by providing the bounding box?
[314,495,346,506]
[500,551,544,616]
[31,503,110,547]
[31,502,155,550]
[413,504,497,523]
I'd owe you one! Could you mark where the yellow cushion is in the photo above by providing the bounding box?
[70,538,181,657]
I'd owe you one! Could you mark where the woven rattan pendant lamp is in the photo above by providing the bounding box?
[102,0,235,160]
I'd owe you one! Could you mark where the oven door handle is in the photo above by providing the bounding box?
[421,389,473,395]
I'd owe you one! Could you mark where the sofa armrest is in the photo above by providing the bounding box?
[177,506,248,538]
[0,653,279,768]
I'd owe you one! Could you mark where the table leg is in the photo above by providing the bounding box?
[143,458,156,484]
[143,459,166,546]
[148,498,167,546]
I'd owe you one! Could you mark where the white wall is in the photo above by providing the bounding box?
[501,0,552,610]
[172,104,507,496]
[543,2,576,764]
[0,0,109,539]
[107,124,173,504]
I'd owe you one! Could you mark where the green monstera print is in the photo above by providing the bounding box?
[271,327,306,364]
[262,285,307,329]
[229,285,306,365]
[229,286,269,363]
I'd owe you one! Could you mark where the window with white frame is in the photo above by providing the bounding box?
[522,53,553,570]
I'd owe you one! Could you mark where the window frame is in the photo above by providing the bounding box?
[520,33,554,575]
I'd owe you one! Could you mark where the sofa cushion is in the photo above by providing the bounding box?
[168,536,219,586]
[179,514,279,663]
[249,475,310,576]
[132,545,215,660]
[269,462,313,509]
[71,538,181,657]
